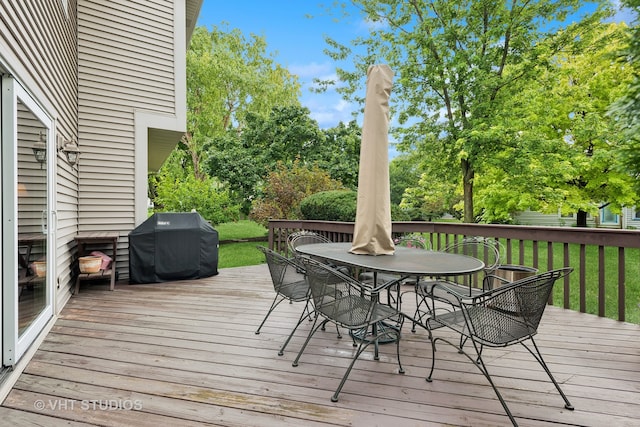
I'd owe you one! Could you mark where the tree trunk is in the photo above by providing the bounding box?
[462,158,474,223]
[576,209,588,227]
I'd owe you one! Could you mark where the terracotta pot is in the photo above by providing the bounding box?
[32,261,46,277]
[79,256,102,273]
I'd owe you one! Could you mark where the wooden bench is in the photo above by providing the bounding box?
[74,232,119,294]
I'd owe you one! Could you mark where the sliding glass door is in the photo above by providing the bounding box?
[2,74,54,366]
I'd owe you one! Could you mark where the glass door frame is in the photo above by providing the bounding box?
[2,74,56,366]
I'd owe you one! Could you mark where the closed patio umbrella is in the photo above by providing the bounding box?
[350,64,395,256]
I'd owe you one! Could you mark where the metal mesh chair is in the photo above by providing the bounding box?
[426,267,574,426]
[289,230,351,276]
[287,230,331,255]
[293,257,405,402]
[255,246,314,355]
[411,236,501,331]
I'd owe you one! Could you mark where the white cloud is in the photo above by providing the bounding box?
[288,61,333,79]
[304,94,356,128]
[334,99,351,112]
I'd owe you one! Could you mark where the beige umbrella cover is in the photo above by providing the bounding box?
[350,64,395,256]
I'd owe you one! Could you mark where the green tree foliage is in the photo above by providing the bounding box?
[185,25,301,176]
[154,169,241,225]
[316,121,362,189]
[389,154,421,205]
[153,25,302,215]
[206,106,363,214]
[610,1,640,192]
[476,23,638,223]
[321,0,610,222]
[249,160,345,225]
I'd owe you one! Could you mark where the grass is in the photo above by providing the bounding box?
[518,242,640,324]
[215,220,268,241]
[216,220,268,269]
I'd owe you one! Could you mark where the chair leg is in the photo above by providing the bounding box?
[255,294,285,334]
[524,338,575,411]
[321,320,343,339]
[278,300,314,356]
[396,319,405,375]
[426,334,438,383]
[412,289,432,332]
[331,326,403,402]
[292,317,325,367]
[428,332,519,425]
[464,337,519,426]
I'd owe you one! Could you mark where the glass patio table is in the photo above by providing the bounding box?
[295,242,485,353]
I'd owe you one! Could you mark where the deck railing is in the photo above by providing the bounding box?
[268,220,640,323]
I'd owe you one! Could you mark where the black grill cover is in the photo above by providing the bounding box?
[128,212,219,284]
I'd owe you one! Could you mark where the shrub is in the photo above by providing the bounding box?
[155,173,241,225]
[249,160,344,226]
[300,190,357,221]
[301,190,412,222]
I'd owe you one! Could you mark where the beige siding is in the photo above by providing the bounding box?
[77,0,181,277]
[514,210,597,228]
[3,0,197,299]
[1,0,79,310]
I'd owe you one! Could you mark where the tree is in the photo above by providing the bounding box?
[154,167,241,225]
[206,105,325,214]
[610,1,640,192]
[389,154,420,206]
[249,160,344,225]
[206,106,363,213]
[316,120,361,190]
[321,0,610,222]
[153,25,302,213]
[475,23,638,224]
[181,25,301,179]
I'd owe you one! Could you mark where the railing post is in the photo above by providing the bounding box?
[618,247,625,322]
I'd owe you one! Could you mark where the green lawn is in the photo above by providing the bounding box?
[216,220,268,269]
[518,242,640,324]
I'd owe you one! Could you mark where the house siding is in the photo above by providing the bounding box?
[514,208,640,229]
[1,0,198,395]
[1,0,79,310]
[77,0,186,278]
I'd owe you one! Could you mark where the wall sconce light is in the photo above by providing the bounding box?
[32,132,47,168]
[58,137,80,166]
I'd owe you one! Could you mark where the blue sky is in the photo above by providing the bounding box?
[196,1,637,132]
[196,1,366,129]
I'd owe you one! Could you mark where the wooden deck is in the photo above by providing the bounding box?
[2,264,639,426]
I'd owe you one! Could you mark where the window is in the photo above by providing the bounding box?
[600,206,619,225]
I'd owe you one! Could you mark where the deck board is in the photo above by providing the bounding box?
[2,263,639,426]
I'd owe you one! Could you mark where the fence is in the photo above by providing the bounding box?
[268,220,640,323]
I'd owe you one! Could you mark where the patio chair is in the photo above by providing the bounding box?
[256,246,341,356]
[410,236,501,331]
[255,246,315,353]
[287,230,331,255]
[292,256,405,402]
[289,230,351,275]
[426,267,574,426]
